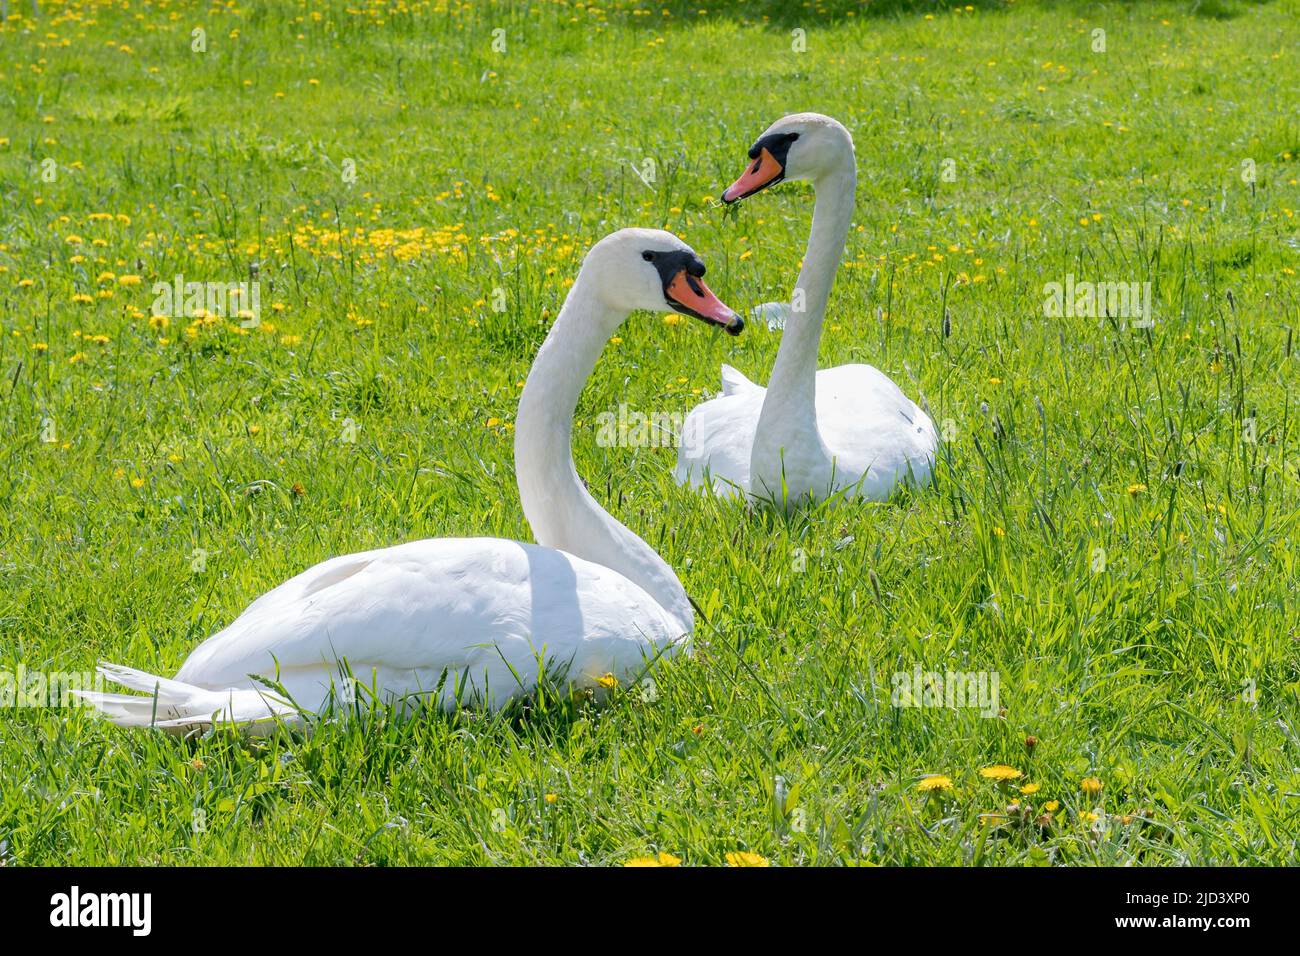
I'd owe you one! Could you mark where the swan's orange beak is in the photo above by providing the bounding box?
[721,147,785,204]
[666,271,743,336]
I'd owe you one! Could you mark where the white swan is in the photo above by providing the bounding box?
[76,229,742,732]
[675,113,937,507]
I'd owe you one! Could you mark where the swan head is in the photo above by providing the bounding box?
[720,112,854,203]
[585,228,744,335]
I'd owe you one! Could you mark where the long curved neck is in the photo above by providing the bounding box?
[751,164,856,489]
[515,274,692,635]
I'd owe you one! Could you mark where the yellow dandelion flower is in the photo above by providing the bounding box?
[979,764,1022,782]
[625,852,682,868]
[918,775,953,793]
[1020,782,1041,795]
[1080,777,1103,796]
[725,852,769,867]
[1044,800,1059,812]
[118,274,142,286]
[247,424,261,436]
[992,526,1005,537]
[544,793,557,804]
[1126,483,1146,496]
[595,673,619,690]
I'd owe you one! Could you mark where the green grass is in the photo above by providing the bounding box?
[1,0,1298,865]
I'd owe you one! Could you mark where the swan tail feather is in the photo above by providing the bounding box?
[751,301,792,331]
[719,364,760,396]
[72,662,297,733]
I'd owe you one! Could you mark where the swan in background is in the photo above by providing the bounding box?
[675,113,937,508]
[76,229,743,732]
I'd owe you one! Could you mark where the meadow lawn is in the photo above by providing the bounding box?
[0,0,1297,865]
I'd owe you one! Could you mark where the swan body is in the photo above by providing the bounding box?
[76,229,742,732]
[87,539,683,729]
[677,362,937,501]
[676,113,938,507]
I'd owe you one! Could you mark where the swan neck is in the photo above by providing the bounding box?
[515,276,693,635]
[752,166,855,481]
[794,165,855,329]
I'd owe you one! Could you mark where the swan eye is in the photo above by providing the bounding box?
[642,251,656,262]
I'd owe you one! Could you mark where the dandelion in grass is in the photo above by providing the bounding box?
[917,775,953,793]
[595,673,619,689]
[979,764,1021,782]
[1126,483,1146,496]
[1080,777,1102,797]
[725,852,769,867]
[625,852,681,867]
[544,793,557,805]
[1019,782,1040,795]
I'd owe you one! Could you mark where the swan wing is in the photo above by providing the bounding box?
[674,390,762,495]
[814,364,939,499]
[173,537,685,710]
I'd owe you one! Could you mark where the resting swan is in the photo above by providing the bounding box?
[77,228,742,731]
[675,113,937,507]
